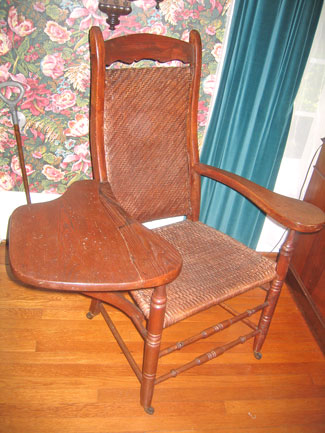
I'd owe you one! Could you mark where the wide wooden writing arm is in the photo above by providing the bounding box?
[9,180,182,292]
[194,163,325,233]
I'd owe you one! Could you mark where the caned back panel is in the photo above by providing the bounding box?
[103,66,193,222]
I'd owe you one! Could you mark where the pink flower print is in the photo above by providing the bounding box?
[67,0,106,31]
[11,155,35,177]
[102,15,142,39]
[51,89,76,112]
[210,0,223,14]
[0,129,17,150]
[160,1,185,25]
[212,43,223,62]
[29,128,45,142]
[41,53,65,80]
[198,100,209,127]
[44,21,71,44]
[0,69,28,104]
[24,45,40,62]
[8,6,36,37]
[1,73,28,102]
[0,30,12,55]
[33,2,46,13]
[43,187,59,194]
[64,113,89,137]
[181,30,190,42]
[20,76,51,115]
[0,172,15,191]
[42,164,65,182]
[206,26,216,36]
[142,22,168,35]
[9,73,28,87]
[25,52,39,62]
[134,0,156,10]
[0,130,9,152]
[203,74,217,96]
[61,143,91,174]
[0,62,11,83]
[0,109,12,128]
[181,8,199,20]
[32,151,43,159]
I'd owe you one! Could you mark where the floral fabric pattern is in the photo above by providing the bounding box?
[0,0,231,193]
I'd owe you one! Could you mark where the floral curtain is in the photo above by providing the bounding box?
[0,0,231,194]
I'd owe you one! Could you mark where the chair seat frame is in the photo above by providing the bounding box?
[84,228,295,414]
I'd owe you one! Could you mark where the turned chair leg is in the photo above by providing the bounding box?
[140,285,167,414]
[254,230,296,358]
[86,298,101,319]
[254,278,282,358]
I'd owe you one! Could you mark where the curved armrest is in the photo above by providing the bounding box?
[195,163,325,233]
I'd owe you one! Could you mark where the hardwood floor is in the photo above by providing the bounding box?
[0,242,324,433]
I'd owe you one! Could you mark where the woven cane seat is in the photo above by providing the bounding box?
[131,220,277,328]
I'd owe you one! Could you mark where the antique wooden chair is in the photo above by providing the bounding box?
[9,27,324,415]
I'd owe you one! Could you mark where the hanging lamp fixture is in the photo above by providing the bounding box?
[98,0,164,31]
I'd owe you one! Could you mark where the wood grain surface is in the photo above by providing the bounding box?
[1,243,324,433]
[8,180,181,292]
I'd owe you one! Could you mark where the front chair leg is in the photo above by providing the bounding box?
[140,285,167,414]
[254,230,296,357]
[86,298,101,319]
[253,278,283,358]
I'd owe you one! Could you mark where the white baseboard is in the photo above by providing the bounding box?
[0,191,60,241]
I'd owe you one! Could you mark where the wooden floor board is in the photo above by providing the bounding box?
[0,243,324,433]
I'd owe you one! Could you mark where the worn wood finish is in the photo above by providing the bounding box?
[1,245,325,433]
[254,230,295,355]
[89,27,202,221]
[89,27,106,182]
[104,32,195,66]
[195,163,325,233]
[141,285,167,414]
[9,180,182,292]
[13,123,31,205]
[7,27,325,415]
[88,27,325,412]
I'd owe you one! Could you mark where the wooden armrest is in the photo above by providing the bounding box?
[195,163,325,233]
[9,180,182,292]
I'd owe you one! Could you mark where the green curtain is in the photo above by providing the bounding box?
[200,0,323,248]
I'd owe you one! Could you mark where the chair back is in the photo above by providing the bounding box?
[89,28,202,222]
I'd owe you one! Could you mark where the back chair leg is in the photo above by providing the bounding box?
[140,285,167,415]
[254,230,296,357]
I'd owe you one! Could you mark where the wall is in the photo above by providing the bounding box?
[0,0,231,240]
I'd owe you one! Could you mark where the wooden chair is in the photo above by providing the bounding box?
[8,27,324,415]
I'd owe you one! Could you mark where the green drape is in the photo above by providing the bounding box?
[200,0,323,248]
